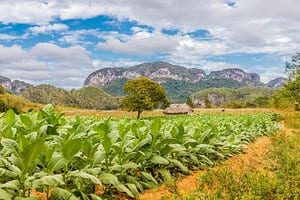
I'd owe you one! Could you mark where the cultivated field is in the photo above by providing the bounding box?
[0,104,283,199]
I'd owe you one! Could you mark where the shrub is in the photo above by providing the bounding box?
[0,94,25,113]
[226,101,245,109]
[205,98,212,108]
[186,97,195,108]
[0,85,5,94]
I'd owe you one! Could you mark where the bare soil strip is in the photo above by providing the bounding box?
[139,136,272,200]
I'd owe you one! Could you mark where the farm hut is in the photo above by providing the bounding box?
[163,103,193,115]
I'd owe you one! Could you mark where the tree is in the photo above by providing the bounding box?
[205,98,212,108]
[0,85,5,94]
[122,77,169,118]
[186,97,195,108]
[284,53,300,110]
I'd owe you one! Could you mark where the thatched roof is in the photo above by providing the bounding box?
[163,103,193,115]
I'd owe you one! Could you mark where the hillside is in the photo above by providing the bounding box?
[102,77,245,102]
[192,87,276,107]
[21,84,122,110]
[84,61,270,102]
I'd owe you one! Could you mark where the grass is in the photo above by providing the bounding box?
[138,110,299,200]
[178,112,300,200]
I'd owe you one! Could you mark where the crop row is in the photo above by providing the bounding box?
[0,105,280,199]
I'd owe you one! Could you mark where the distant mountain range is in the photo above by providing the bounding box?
[0,61,287,103]
[0,76,32,93]
[84,61,287,102]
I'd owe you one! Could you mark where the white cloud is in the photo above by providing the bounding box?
[0,43,94,88]
[31,42,92,65]
[1,0,298,56]
[93,59,141,69]
[0,33,28,40]
[250,65,287,83]
[0,45,31,63]
[29,23,68,35]
[0,0,299,86]
[97,31,178,55]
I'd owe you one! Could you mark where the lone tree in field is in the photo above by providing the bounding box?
[122,77,169,119]
[284,52,300,110]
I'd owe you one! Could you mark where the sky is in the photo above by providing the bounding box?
[0,0,299,88]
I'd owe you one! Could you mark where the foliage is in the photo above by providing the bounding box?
[102,78,128,96]
[193,87,276,108]
[0,85,5,94]
[274,53,300,110]
[0,105,279,199]
[69,86,122,110]
[21,84,121,110]
[21,84,70,105]
[226,101,245,109]
[204,98,212,108]
[185,129,300,200]
[253,96,271,107]
[103,78,245,103]
[185,97,195,108]
[122,77,169,118]
[0,94,25,113]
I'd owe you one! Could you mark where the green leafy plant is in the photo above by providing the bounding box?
[0,104,280,199]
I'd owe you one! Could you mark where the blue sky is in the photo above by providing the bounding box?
[0,0,299,88]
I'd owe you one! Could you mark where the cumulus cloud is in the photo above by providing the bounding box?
[97,31,179,55]
[93,59,141,69]
[0,43,94,88]
[1,0,298,56]
[0,33,28,40]
[29,23,69,35]
[31,42,92,65]
[0,0,299,86]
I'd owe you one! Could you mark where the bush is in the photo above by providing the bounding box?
[0,94,25,113]
[0,85,5,94]
[226,101,246,109]
[205,98,212,108]
[186,97,195,108]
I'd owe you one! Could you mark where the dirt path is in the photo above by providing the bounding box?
[139,136,272,200]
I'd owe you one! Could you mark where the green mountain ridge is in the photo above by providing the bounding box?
[21,84,122,110]
[191,87,277,107]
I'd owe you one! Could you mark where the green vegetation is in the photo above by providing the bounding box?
[185,97,195,108]
[69,87,122,110]
[122,77,169,118]
[0,94,25,113]
[183,128,300,200]
[21,84,122,110]
[22,84,70,105]
[102,78,128,96]
[273,53,300,110]
[0,85,5,94]
[192,87,276,108]
[103,78,245,103]
[0,105,279,199]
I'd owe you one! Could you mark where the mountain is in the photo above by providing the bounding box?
[0,75,32,93]
[191,87,276,107]
[85,61,262,86]
[207,68,262,86]
[84,61,207,86]
[84,61,265,102]
[266,77,287,88]
[21,85,122,110]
